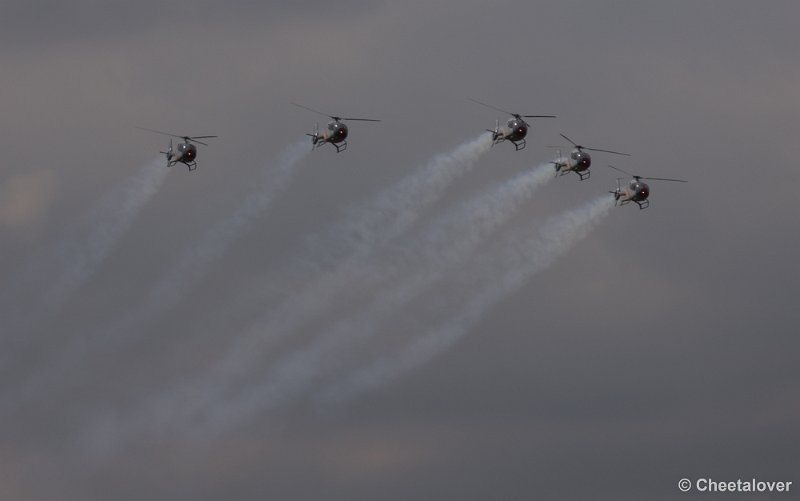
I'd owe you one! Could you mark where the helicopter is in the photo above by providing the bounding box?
[551,133,630,180]
[292,102,380,153]
[468,98,555,151]
[608,164,688,209]
[137,127,217,171]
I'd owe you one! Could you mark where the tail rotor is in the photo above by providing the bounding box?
[305,122,320,148]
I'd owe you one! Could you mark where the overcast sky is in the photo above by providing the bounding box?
[1,1,799,500]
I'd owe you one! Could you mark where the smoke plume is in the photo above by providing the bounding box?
[317,195,615,404]
[4,143,307,412]
[97,136,496,439]
[1,158,166,351]
[41,158,169,312]
[186,163,554,433]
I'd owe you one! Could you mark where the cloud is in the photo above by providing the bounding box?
[0,170,57,230]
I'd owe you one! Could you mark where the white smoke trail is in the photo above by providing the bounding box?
[64,135,497,447]
[139,134,487,346]
[231,134,493,354]
[4,143,307,412]
[186,163,554,434]
[310,134,494,264]
[130,140,307,313]
[41,158,169,312]
[0,158,167,351]
[132,136,494,423]
[316,195,615,405]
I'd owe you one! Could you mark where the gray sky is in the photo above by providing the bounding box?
[2,1,799,500]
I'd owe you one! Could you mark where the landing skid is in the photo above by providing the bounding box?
[611,195,648,209]
[490,134,526,151]
[310,136,348,153]
[554,166,590,180]
[168,159,197,171]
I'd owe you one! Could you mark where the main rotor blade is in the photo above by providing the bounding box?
[559,133,578,147]
[584,146,631,156]
[608,164,634,177]
[137,128,217,146]
[186,135,218,146]
[136,126,184,139]
[468,98,513,116]
[291,102,334,119]
[641,176,688,183]
[609,165,687,183]
[342,117,381,122]
[523,115,557,118]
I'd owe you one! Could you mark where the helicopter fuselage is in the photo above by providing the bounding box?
[294,102,379,154]
[489,118,529,150]
[307,120,351,152]
[170,142,197,165]
[608,165,687,210]
[568,149,592,172]
[140,128,214,171]
[553,148,593,180]
[165,141,198,170]
[498,118,528,142]
[309,120,350,152]
[321,121,348,144]
[470,99,554,152]
[613,178,651,208]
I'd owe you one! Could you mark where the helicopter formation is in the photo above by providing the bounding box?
[138,99,686,209]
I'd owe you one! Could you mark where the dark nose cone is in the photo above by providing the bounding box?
[506,119,527,141]
[572,150,592,169]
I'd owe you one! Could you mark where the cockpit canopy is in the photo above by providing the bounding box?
[571,150,591,167]
[506,119,527,140]
[177,142,196,154]
[328,121,348,135]
[631,181,650,200]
